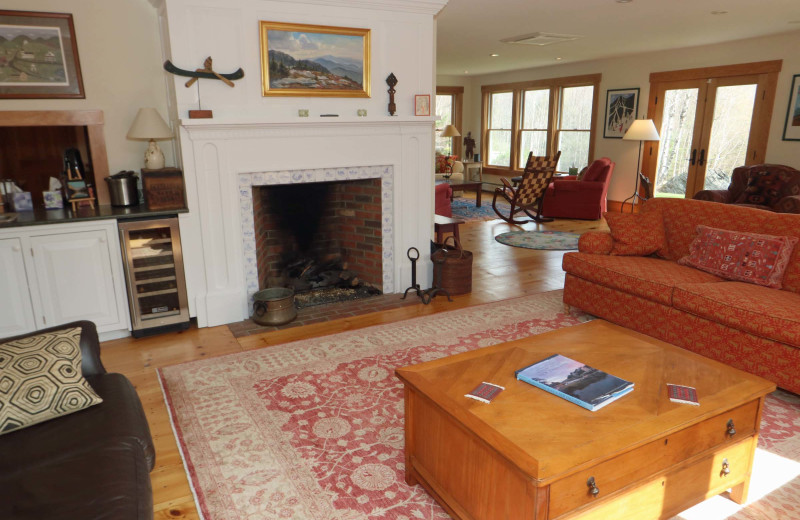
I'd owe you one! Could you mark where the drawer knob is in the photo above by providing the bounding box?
[721,458,731,476]
[587,476,600,497]
[726,419,736,437]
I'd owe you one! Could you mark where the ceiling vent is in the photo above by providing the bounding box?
[501,32,582,46]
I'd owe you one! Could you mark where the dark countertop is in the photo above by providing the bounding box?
[0,204,188,229]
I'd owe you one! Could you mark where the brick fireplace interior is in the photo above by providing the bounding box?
[252,178,383,305]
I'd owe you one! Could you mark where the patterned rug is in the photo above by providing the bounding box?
[159,291,800,520]
[495,230,581,250]
[450,196,509,222]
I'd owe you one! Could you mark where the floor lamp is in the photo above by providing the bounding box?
[621,119,660,213]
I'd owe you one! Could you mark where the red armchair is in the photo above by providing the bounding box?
[435,182,453,217]
[541,157,615,220]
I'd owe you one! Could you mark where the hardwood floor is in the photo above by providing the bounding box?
[99,201,608,519]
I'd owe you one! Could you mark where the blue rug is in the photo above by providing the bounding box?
[450,197,510,221]
[495,230,581,250]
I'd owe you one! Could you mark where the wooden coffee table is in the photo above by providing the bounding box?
[395,320,775,520]
[437,178,484,207]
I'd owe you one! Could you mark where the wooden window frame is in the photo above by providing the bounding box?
[436,86,464,158]
[480,73,601,178]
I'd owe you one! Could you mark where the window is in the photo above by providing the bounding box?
[487,91,513,167]
[481,74,601,175]
[519,89,550,168]
[435,86,463,157]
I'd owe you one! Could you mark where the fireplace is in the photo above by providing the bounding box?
[238,165,395,310]
[252,177,383,306]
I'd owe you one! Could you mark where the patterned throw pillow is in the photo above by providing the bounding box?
[678,226,798,288]
[0,327,103,435]
[735,170,789,207]
[604,209,669,257]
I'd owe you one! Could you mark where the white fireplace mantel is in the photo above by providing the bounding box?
[153,0,444,327]
[178,119,435,327]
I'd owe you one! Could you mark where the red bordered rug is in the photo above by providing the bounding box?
[159,290,800,520]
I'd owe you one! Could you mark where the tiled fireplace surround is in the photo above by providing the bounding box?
[177,120,434,327]
[240,167,392,301]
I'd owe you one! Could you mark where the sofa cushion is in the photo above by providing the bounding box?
[678,225,798,288]
[642,198,800,293]
[0,439,153,520]
[604,209,668,257]
[735,168,792,207]
[562,252,723,306]
[0,373,155,473]
[673,282,800,347]
[0,327,103,435]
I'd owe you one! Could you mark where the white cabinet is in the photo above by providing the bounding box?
[0,220,130,338]
[0,238,36,337]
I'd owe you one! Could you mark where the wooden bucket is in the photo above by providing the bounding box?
[432,236,473,295]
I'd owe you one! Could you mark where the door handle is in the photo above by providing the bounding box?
[689,149,697,166]
[698,149,706,166]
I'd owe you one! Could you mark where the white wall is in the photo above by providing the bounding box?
[0,0,175,173]
[162,0,440,123]
[440,30,800,203]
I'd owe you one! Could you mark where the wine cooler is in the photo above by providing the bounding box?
[118,217,190,337]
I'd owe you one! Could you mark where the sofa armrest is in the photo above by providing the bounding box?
[694,189,730,203]
[776,195,800,214]
[578,231,613,255]
[1,320,106,377]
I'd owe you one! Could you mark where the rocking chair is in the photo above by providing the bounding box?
[492,151,561,224]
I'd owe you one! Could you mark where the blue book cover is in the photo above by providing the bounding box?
[515,354,634,411]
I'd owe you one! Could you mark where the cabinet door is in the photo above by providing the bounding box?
[30,229,121,329]
[0,238,36,337]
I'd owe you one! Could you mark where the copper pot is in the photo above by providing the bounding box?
[252,288,297,326]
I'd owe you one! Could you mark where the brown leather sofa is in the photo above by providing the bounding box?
[0,321,154,520]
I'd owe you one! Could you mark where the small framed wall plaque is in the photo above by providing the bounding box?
[142,168,186,210]
[415,94,430,116]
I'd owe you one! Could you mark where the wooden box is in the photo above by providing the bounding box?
[141,168,186,211]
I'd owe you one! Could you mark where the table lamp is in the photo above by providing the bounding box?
[127,108,173,170]
[439,124,461,178]
[621,119,660,213]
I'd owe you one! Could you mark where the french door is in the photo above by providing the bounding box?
[646,61,781,199]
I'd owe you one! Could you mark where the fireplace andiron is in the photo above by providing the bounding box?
[401,246,453,304]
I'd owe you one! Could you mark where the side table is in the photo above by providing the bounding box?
[461,161,483,183]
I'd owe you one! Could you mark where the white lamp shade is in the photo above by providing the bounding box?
[440,124,461,138]
[127,108,173,140]
[623,119,660,141]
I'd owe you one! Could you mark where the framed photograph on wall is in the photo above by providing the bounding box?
[604,88,639,138]
[782,74,800,141]
[0,10,84,99]
[259,21,370,98]
[415,94,430,116]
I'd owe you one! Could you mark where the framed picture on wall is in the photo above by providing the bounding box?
[0,10,85,99]
[604,88,639,138]
[259,21,370,98]
[415,94,430,116]
[782,74,800,141]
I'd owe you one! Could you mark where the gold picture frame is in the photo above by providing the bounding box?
[259,21,370,98]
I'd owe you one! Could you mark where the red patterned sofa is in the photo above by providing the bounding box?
[562,198,800,393]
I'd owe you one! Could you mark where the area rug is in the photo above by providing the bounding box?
[159,291,800,520]
[450,196,508,222]
[495,230,581,250]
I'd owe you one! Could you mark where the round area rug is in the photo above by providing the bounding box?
[495,230,581,250]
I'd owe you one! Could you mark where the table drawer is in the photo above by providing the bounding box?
[548,400,758,518]
[559,436,755,520]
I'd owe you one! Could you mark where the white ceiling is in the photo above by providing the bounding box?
[435,0,800,76]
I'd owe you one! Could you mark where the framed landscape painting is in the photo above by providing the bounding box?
[0,10,84,99]
[260,21,370,98]
[783,74,800,141]
[604,88,639,138]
